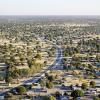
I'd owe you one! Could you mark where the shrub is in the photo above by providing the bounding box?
[81,83,88,90]
[46,81,53,89]
[71,89,84,99]
[43,95,56,100]
[17,86,26,95]
[90,81,96,88]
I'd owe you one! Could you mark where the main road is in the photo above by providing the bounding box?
[0,33,62,96]
[24,33,63,84]
[24,45,62,84]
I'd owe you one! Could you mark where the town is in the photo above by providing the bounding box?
[0,16,100,100]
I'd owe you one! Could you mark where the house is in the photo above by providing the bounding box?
[61,96,69,100]
[0,95,4,100]
[96,62,100,68]
[0,63,7,77]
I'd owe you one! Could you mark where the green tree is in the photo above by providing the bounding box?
[0,76,3,81]
[43,95,56,100]
[35,53,41,59]
[55,91,61,98]
[46,81,53,89]
[71,90,84,100]
[5,92,14,100]
[98,94,100,98]
[5,76,13,84]
[90,81,96,88]
[81,83,88,90]
[96,55,100,62]
[47,75,54,82]
[93,97,100,100]
[39,79,45,87]
[17,86,26,95]
[19,69,29,77]
[48,96,56,100]
[44,61,47,66]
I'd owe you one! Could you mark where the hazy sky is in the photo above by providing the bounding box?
[0,0,100,15]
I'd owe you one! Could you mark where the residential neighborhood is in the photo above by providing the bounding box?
[0,16,100,100]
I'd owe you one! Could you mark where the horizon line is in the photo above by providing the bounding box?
[0,15,100,16]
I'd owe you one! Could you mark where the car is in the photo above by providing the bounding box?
[41,88,47,93]
[33,83,39,86]
[10,88,18,94]
[77,97,80,100]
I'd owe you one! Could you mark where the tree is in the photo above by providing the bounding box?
[55,91,61,98]
[35,53,41,59]
[47,75,54,82]
[44,61,47,66]
[71,90,84,100]
[17,86,26,95]
[70,39,73,45]
[5,76,13,84]
[39,79,45,87]
[81,83,88,90]
[96,54,100,62]
[88,64,94,71]
[43,95,56,100]
[46,81,53,89]
[5,92,14,100]
[90,81,96,88]
[63,92,68,96]
[19,69,29,77]
[13,69,19,83]
[70,85,74,90]
[48,96,56,100]
[98,94,100,98]
[0,76,3,81]
[93,97,100,100]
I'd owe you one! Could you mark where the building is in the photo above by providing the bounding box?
[0,63,7,78]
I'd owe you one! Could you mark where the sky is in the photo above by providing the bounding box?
[0,0,100,15]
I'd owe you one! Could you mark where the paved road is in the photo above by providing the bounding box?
[48,46,62,70]
[24,46,62,84]
[0,33,62,96]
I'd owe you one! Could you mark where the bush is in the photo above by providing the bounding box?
[46,81,53,89]
[47,75,54,82]
[90,81,96,88]
[98,94,100,98]
[43,95,56,100]
[5,92,18,100]
[5,92,13,98]
[93,97,100,100]
[17,86,27,95]
[48,96,56,100]
[81,83,88,90]
[71,89,84,99]
[0,76,4,81]
[5,76,13,83]
[35,53,41,59]
[55,91,61,98]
